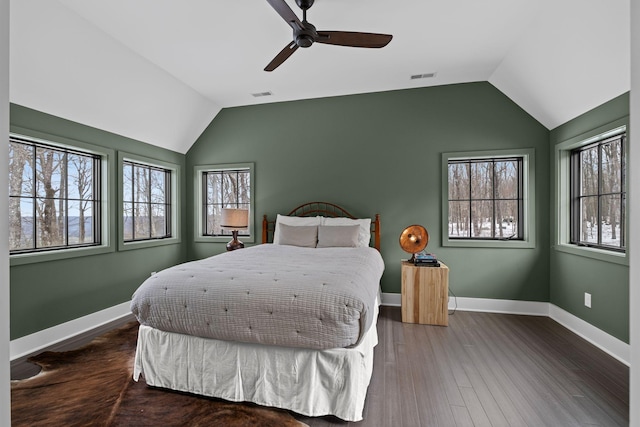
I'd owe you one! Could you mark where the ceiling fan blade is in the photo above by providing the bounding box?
[266,0,303,30]
[264,41,299,71]
[316,31,392,48]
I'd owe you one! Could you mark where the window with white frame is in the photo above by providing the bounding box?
[122,160,172,242]
[9,135,102,253]
[442,149,535,248]
[194,163,255,242]
[569,131,626,252]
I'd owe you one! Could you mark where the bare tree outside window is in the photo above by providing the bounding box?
[68,154,94,244]
[8,136,101,253]
[203,169,251,236]
[448,157,523,240]
[9,141,32,251]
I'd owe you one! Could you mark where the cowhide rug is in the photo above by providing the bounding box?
[11,322,308,427]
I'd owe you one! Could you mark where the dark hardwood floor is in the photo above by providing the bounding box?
[294,306,629,427]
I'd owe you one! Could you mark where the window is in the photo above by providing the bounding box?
[442,149,535,248]
[448,157,523,240]
[194,163,255,243]
[554,121,627,264]
[203,169,250,236]
[122,161,172,242]
[569,132,626,252]
[118,152,180,251]
[9,135,102,254]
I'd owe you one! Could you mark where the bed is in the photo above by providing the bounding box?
[131,202,384,421]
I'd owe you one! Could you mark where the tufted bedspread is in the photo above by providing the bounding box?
[130,244,385,350]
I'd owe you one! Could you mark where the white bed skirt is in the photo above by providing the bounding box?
[133,303,379,422]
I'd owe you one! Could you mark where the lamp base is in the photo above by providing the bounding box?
[226,230,244,251]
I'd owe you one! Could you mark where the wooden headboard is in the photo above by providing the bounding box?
[262,201,381,251]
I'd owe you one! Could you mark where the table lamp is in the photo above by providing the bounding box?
[221,208,249,251]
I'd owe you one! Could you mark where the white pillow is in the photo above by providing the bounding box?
[276,224,318,247]
[317,225,359,248]
[273,214,322,245]
[320,217,371,248]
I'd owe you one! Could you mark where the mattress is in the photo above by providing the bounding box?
[130,244,385,349]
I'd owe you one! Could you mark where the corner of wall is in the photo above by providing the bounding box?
[1,0,11,422]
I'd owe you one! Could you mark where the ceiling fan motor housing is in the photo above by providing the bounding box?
[294,21,317,48]
[295,34,314,48]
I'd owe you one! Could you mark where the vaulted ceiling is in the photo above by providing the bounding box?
[10,0,630,153]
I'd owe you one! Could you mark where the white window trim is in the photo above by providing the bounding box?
[9,127,115,266]
[117,152,181,251]
[194,163,255,244]
[441,148,536,249]
[554,119,628,265]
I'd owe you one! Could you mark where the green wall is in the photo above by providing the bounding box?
[186,82,551,301]
[549,92,630,342]
[9,104,187,340]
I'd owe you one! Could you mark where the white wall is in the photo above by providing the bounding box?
[10,0,220,154]
[630,1,639,425]
[0,0,11,424]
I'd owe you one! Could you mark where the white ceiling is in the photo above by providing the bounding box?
[9,0,630,154]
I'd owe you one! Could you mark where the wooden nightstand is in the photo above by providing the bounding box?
[401,261,449,326]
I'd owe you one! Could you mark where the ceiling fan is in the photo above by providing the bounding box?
[264,0,393,71]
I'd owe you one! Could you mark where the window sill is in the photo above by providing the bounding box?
[553,243,628,266]
[443,238,535,249]
[10,244,115,267]
[119,236,181,252]
[194,235,255,244]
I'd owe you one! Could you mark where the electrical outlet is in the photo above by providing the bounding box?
[584,292,592,308]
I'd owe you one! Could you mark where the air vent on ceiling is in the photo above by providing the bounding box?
[252,91,273,97]
[410,72,437,80]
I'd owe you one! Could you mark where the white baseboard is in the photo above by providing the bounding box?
[381,293,630,366]
[381,292,549,315]
[381,292,401,306]
[10,301,133,361]
[447,296,549,316]
[549,304,630,366]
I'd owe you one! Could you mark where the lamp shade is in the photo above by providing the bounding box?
[221,208,249,229]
